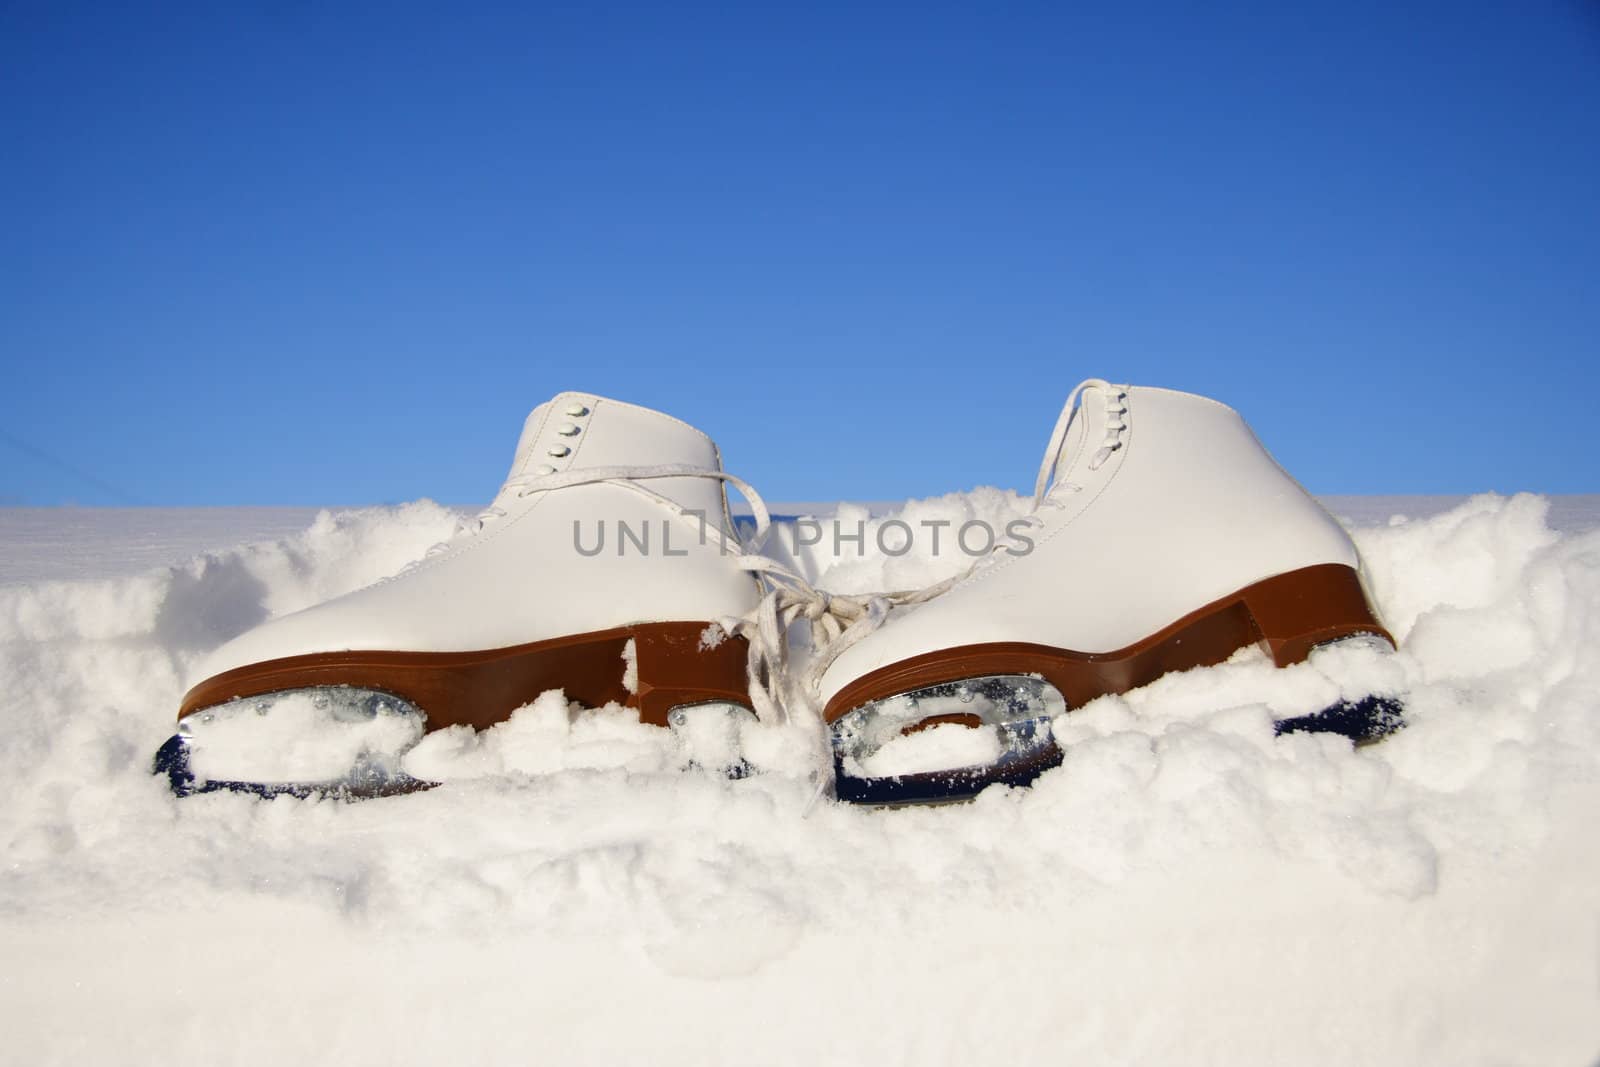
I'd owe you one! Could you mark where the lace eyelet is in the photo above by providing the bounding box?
[534,464,557,476]
[564,404,590,417]
[556,423,581,436]
[547,445,571,458]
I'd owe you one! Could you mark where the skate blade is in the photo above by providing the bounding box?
[669,700,760,779]
[830,674,1407,807]
[1273,693,1405,743]
[155,686,435,799]
[831,675,1067,806]
[156,690,764,799]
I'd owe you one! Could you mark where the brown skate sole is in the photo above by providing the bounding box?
[179,621,751,731]
[823,563,1393,725]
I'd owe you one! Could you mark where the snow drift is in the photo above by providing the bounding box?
[1,493,1596,1065]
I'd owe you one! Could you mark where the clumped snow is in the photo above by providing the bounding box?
[855,718,1007,777]
[620,637,639,695]
[1,493,1597,1065]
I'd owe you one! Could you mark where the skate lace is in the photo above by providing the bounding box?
[961,378,1128,567]
[710,549,967,808]
[712,555,962,731]
[1031,378,1128,507]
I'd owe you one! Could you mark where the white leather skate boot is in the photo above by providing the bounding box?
[817,379,1399,804]
[157,392,765,797]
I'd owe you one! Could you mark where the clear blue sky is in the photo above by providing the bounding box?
[4,2,1597,507]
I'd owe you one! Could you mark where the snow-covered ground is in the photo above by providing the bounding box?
[2,493,1597,1065]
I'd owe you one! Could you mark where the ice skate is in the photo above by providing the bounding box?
[817,380,1403,805]
[156,392,765,798]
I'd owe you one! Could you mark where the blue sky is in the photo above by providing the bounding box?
[3,2,1597,507]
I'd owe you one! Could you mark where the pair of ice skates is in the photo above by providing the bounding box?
[156,379,1401,806]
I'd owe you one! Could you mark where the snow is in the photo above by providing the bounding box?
[2,493,1598,1065]
[0,506,331,584]
[620,637,639,695]
[856,717,1007,777]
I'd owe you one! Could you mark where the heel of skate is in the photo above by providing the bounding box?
[1239,564,1394,667]
[626,621,753,727]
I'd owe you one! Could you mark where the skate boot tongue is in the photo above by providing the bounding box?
[1032,378,1127,505]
